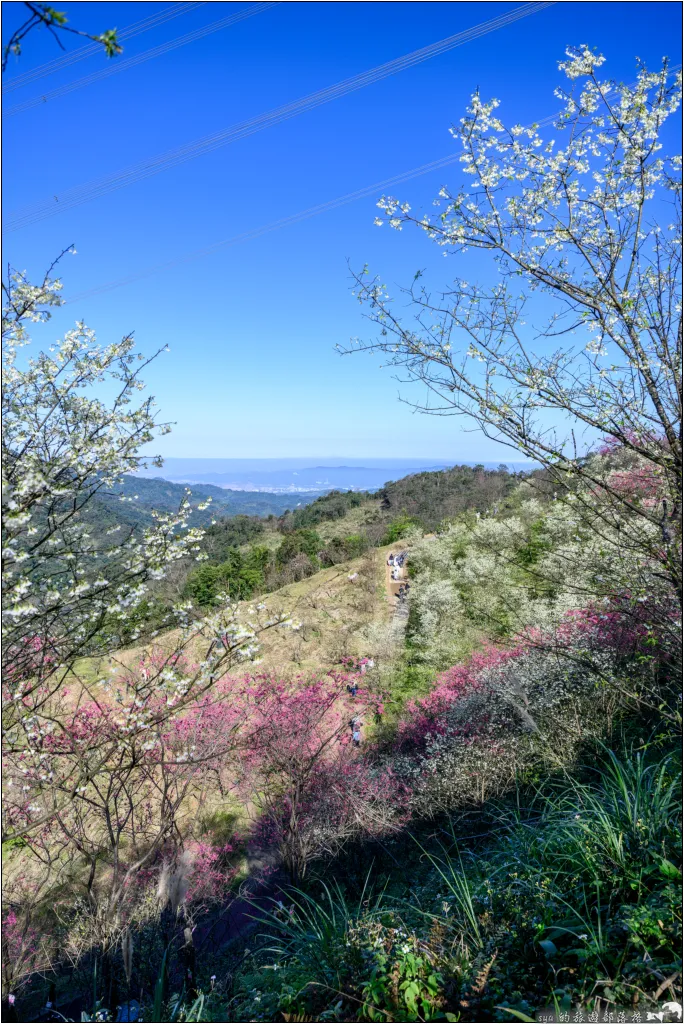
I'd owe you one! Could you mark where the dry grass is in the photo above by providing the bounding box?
[71,543,399,688]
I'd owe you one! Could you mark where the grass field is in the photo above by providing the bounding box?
[71,540,400,690]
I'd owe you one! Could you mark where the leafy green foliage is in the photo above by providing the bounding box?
[358,921,444,1021]
[201,515,266,562]
[378,465,526,531]
[275,529,323,567]
[185,545,270,605]
[319,533,369,566]
[283,490,370,530]
[383,513,417,544]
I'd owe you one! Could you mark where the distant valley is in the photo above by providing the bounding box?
[95,475,325,529]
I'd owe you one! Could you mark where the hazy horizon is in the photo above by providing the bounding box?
[134,456,537,493]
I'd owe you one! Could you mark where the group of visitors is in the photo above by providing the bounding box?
[388,551,408,582]
[388,550,408,586]
[346,676,370,745]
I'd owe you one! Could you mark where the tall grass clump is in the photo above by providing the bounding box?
[222,742,681,1022]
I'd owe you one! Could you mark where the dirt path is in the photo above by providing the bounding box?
[385,550,410,646]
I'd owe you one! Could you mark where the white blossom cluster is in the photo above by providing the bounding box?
[407,488,666,671]
[391,642,626,817]
[2,268,205,696]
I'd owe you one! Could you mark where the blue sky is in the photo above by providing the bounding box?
[3,1,681,460]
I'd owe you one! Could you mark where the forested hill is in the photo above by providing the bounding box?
[91,475,326,529]
[94,464,538,536]
[75,466,539,554]
[284,463,538,534]
[377,463,532,529]
[177,464,544,609]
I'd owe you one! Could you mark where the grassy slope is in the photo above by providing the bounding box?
[59,542,401,911]
[315,498,384,542]
[233,499,385,555]
[218,501,397,674]
[74,536,398,686]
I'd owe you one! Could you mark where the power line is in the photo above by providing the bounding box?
[4,3,281,117]
[2,3,207,94]
[65,61,683,305]
[4,1,555,233]
[65,153,463,303]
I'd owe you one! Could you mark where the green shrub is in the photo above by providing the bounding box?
[285,490,368,529]
[185,544,270,604]
[184,563,224,606]
[383,514,416,545]
[276,529,322,567]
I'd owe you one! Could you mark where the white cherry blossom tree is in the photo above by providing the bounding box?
[1,260,301,1005]
[2,257,291,846]
[346,48,682,605]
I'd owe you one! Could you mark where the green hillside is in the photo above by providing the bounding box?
[182,464,542,607]
[97,474,326,528]
[378,463,534,528]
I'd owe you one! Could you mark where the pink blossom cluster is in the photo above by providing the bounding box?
[2,635,56,694]
[395,593,675,756]
[184,839,242,909]
[1,909,46,996]
[396,643,521,751]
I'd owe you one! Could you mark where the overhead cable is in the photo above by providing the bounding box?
[62,59,683,305]
[4,3,281,117]
[65,153,463,303]
[2,2,207,94]
[4,1,555,233]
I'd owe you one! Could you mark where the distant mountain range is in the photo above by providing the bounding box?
[134,457,535,494]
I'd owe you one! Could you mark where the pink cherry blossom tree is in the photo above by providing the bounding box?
[234,672,404,880]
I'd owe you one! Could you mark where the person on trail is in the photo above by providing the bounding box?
[352,728,362,747]
[213,631,229,653]
[347,681,359,697]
